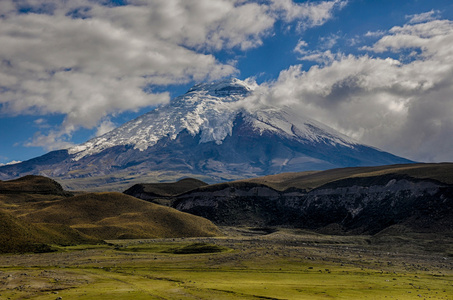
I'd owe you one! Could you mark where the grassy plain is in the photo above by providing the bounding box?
[1,227,452,299]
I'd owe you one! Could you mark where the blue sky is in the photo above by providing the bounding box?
[1,0,453,165]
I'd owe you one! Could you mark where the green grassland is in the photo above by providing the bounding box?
[1,228,452,299]
[1,171,452,299]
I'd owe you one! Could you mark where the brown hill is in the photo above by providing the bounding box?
[0,175,220,253]
[0,209,97,253]
[0,175,71,196]
[0,175,100,253]
[20,192,220,239]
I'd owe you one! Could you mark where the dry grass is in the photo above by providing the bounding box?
[0,175,70,195]
[13,192,221,240]
[0,176,221,253]
[0,210,97,253]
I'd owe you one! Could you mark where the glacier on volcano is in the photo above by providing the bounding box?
[69,78,357,161]
[0,78,413,190]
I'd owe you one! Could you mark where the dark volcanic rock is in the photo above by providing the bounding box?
[172,174,453,234]
[298,175,453,234]
[173,182,306,226]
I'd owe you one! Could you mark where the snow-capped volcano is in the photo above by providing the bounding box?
[69,78,355,160]
[69,78,256,160]
[0,78,413,191]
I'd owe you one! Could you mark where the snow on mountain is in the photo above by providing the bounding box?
[69,78,356,161]
[0,78,414,191]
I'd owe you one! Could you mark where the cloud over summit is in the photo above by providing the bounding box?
[0,1,451,164]
[255,18,453,162]
[0,0,344,150]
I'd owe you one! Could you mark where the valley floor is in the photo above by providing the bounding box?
[0,227,452,299]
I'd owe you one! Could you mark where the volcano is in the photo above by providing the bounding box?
[0,79,413,190]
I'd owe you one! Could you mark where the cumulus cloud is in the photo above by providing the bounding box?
[251,19,453,162]
[0,0,345,150]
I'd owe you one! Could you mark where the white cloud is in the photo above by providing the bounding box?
[271,0,348,30]
[294,39,343,64]
[24,130,75,151]
[0,0,345,150]
[95,0,275,51]
[96,118,116,137]
[406,10,441,24]
[319,33,340,49]
[294,39,309,55]
[33,118,49,128]
[365,30,386,37]
[252,19,453,162]
[0,160,22,166]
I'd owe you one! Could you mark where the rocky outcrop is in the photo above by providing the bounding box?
[173,182,306,226]
[172,174,453,234]
[297,175,453,234]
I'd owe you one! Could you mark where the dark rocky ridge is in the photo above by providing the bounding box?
[172,182,305,227]
[169,173,453,235]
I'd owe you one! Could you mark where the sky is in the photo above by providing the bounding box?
[1,0,453,165]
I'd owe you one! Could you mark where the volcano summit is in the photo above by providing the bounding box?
[0,79,413,190]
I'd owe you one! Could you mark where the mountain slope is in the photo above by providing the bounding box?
[0,79,413,191]
[0,174,71,196]
[124,178,208,206]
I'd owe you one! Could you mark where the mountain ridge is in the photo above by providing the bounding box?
[162,163,453,234]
